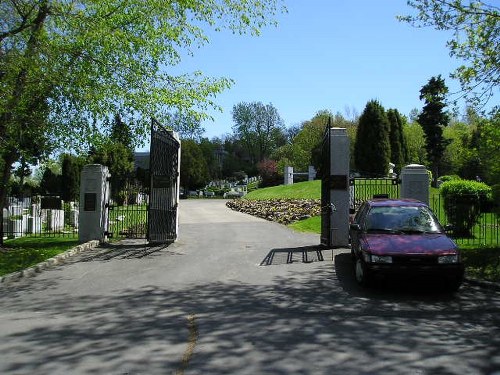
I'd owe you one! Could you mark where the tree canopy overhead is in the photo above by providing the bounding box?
[1,0,285,150]
[400,0,499,109]
[0,0,285,244]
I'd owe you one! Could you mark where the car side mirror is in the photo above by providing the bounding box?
[350,223,361,231]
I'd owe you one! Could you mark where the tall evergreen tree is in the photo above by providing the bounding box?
[110,114,134,154]
[387,109,408,173]
[417,75,450,185]
[180,140,210,190]
[61,154,82,202]
[354,100,391,176]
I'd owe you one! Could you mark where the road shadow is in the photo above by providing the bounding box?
[260,245,325,266]
[75,241,176,262]
[334,252,461,300]
[2,265,500,374]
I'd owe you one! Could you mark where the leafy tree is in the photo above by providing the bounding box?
[13,157,33,197]
[257,159,280,187]
[39,167,61,195]
[403,122,428,165]
[440,119,482,179]
[354,100,391,176]
[198,137,221,180]
[89,142,134,204]
[231,101,286,164]
[110,114,133,151]
[274,110,357,177]
[292,111,331,172]
[417,75,450,185]
[400,0,499,109]
[285,124,302,143]
[60,154,83,202]
[0,0,284,245]
[169,112,206,141]
[180,140,210,191]
[477,110,500,185]
[387,109,408,173]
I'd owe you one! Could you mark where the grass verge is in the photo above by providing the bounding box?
[245,180,321,200]
[0,237,79,277]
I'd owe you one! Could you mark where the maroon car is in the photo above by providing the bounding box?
[349,198,464,291]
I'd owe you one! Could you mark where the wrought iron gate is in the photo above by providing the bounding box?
[106,119,180,242]
[349,177,400,214]
[148,118,180,243]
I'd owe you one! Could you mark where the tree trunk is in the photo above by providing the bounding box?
[0,154,15,247]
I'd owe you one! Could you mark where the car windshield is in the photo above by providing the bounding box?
[365,205,443,233]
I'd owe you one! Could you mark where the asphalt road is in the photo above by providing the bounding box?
[1,199,500,374]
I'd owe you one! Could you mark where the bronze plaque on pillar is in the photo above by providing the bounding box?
[84,193,97,211]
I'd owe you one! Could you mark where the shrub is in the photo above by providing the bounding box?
[492,184,500,215]
[257,159,281,187]
[440,180,493,236]
[439,175,461,182]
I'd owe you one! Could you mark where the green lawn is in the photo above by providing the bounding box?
[0,237,79,276]
[245,180,321,200]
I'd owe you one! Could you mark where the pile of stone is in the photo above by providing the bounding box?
[226,199,321,225]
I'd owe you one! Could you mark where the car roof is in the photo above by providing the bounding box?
[366,198,428,207]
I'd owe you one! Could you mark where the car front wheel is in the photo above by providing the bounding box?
[354,258,371,287]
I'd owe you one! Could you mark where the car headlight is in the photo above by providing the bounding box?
[438,254,459,264]
[370,255,393,264]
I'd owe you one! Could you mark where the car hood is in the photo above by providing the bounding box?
[362,233,457,255]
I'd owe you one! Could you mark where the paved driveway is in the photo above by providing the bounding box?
[1,199,499,374]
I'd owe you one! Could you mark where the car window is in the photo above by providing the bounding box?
[365,205,442,233]
[354,202,369,224]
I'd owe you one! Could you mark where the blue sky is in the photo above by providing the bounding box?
[173,0,466,139]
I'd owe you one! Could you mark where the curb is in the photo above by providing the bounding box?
[0,240,100,286]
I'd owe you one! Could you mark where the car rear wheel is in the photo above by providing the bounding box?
[355,258,371,287]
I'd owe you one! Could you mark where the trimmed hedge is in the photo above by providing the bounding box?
[438,175,461,182]
[440,180,493,236]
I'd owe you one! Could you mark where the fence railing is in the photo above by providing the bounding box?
[2,196,79,239]
[430,195,499,247]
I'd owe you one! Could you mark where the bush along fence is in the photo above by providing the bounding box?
[2,196,78,239]
[430,179,499,247]
[430,194,499,247]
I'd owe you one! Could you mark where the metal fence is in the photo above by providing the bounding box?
[430,194,499,247]
[106,192,149,240]
[349,179,499,247]
[349,178,400,214]
[2,196,79,239]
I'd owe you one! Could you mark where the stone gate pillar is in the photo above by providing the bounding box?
[400,164,430,205]
[284,166,294,185]
[321,127,350,248]
[79,164,110,243]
